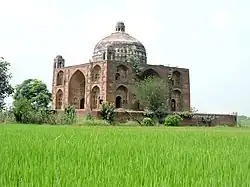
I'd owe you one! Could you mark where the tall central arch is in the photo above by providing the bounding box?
[68,70,86,109]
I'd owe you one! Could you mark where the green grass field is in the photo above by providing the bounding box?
[0,124,250,186]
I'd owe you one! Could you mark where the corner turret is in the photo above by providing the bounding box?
[53,55,65,69]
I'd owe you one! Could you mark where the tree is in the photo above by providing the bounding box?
[100,102,115,123]
[0,57,14,110]
[13,79,52,109]
[12,98,34,123]
[125,55,142,77]
[132,76,169,121]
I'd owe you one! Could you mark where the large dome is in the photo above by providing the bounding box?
[92,22,147,64]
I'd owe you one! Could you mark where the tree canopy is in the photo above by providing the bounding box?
[132,76,169,115]
[13,79,52,109]
[0,57,14,110]
[125,55,142,77]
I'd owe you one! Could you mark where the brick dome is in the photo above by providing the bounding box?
[92,22,147,64]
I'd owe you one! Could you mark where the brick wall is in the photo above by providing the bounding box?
[75,110,237,126]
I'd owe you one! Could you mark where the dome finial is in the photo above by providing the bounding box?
[115,21,125,32]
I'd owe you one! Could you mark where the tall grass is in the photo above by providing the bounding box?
[0,125,250,186]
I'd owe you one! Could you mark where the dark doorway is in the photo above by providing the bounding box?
[116,96,122,108]
[171,99,176,111]
[134,101,140,110]
[80,98,85,109]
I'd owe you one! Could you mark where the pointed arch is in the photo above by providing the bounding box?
[171,99,176,112]
[116,85,128,108]
[172,89,182,111]
[172,70,181,86]
[116,64,128,81]
[92,65,101,82]
[173,90,181,98]
[68,70,86,109]
[141,68,160,80]
[56,89,63,109]
[56,71,64,86]
[91,86,100,109]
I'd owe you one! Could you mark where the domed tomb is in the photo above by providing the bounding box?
[92,22,147,64]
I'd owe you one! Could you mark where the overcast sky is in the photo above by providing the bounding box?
[0,0,249,115]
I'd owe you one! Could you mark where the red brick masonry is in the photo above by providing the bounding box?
[74,110,237,126]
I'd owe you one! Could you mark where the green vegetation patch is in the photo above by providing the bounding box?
[0,125,250,186]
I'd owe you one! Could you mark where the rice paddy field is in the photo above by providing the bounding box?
[0,124,250,186]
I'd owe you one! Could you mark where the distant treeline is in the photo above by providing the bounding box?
[237,115,250,126]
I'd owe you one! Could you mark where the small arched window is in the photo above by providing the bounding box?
[56,71,64,86]
[92,65,101,82]
[172,71,181,86]
[116,65,128,81]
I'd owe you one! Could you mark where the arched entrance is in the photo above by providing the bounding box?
[91,86,100,109]
[56,89,63,109]
[116,85,128,108]
[116,96,122,108]
[171,99,176,111]
[172,90,182,111]
[68,70,85,109]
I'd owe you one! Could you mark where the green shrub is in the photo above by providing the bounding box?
[12,99,35,123]
[142,117,154,126]
[100,102,115,123]
[30,110,52,124]
[0,109,16,124]
[143,109,154,119]
[143,109,168,124]
[12,98,67,125]
[164,115,182,126]
[84,113,93,120]
[63,106,76,125]
[37,110,64,125]
[174,111,194,119]
[155,109,168,124]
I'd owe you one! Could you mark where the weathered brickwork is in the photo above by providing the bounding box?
[52,22,191,113]
[73,110,236,126]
